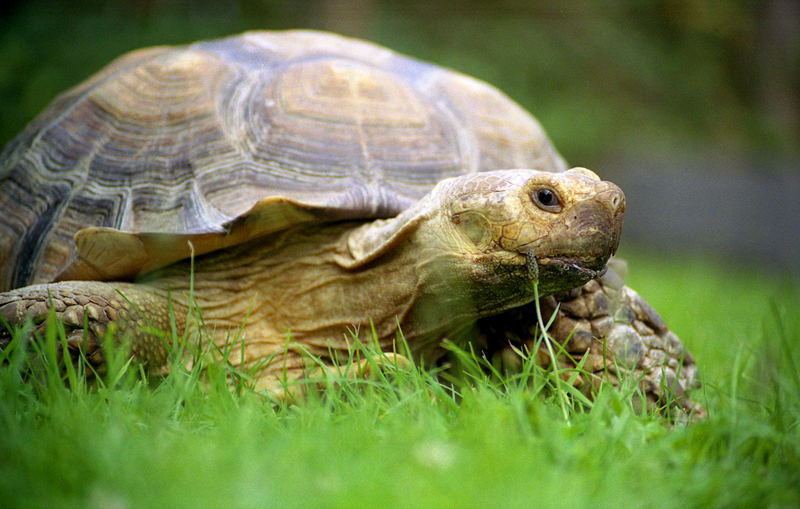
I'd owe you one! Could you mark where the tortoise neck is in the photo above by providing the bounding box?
[141,220,470,363]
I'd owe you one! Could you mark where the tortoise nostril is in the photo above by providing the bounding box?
[615,194,626,214]
[601,188,625,214]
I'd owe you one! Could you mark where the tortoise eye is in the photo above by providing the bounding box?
[531,187,562,212]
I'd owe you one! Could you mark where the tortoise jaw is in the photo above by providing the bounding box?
[524,250,607,293]
[538,256,608,281]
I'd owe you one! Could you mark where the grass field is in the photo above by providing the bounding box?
[1,250,798,508]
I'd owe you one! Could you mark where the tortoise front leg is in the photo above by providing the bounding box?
[482,262,706,421]
[0,281,181,375]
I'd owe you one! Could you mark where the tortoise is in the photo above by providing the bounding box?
[0,30,702,416]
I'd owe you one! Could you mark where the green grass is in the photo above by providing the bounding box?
[1,252,799,508]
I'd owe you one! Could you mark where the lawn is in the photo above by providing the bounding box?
[1,250,798,508]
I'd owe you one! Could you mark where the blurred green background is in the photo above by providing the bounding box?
[1,0,798,266]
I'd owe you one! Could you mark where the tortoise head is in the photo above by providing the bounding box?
[429,168,624,311]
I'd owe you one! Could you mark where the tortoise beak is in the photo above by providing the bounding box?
[562,189,625,263]
[596,187,625,257]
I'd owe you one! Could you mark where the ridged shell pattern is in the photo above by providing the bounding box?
[0,30,565,290]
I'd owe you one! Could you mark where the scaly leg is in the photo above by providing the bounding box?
[480,260,706,421]
[0,281,181,375]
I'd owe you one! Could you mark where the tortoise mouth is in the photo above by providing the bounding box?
[537,256,608,281]
[524,250,607,293]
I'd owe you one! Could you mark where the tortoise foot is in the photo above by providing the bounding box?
[0,281,173,375]
[481,261,706,422]
[0,282,117,369]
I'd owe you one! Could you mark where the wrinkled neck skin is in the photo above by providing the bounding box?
[141,194,530,373]
[389,206,536,360]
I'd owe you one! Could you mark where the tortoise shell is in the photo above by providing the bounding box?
[0,30,566,291]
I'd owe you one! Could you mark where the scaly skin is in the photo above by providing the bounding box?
[0,169,624,393]
[0,281,178,374]
[480,262,705,422]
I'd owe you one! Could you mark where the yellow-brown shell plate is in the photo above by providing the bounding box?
[0,30,566,289]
